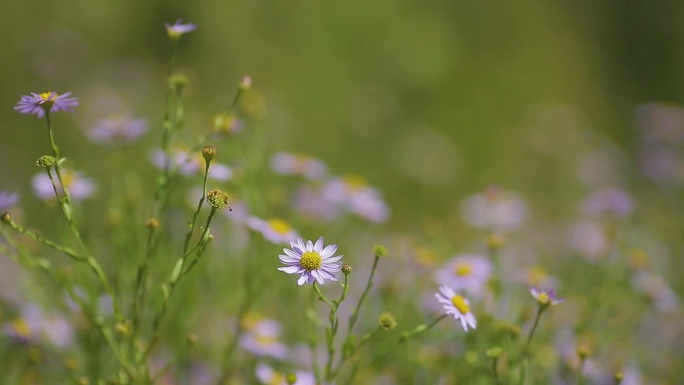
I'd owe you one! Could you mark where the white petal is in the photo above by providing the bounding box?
[314,237,324,253]
[278,266,300,274]
[322,255,343,263]
[297,274,308,285]
[283,248,300,258]
[306,240,314,251]
[320,244,338,258]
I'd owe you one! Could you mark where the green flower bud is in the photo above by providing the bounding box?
[342,264,352,275]
[206,189,230,209]
[145,218,160,229]
[169,74,189,90]
[285,373,297,385]
[485,347,503,358]
[1,212,11,224]
[378,312,397,330]
[36,155,56,168]
[373,244,388,258]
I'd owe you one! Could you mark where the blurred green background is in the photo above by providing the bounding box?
[4,0,684,225]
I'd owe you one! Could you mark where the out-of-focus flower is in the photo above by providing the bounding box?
[435,285,477,331]
[271,152,327,180]
[631,271,679,312]
[4,304,74,348]
[165,19,197,38]
[512,265,558,289]
[255,363,317,385]
[566,220,610,261]
[0,191,19,211]
[213,113,243,135]
[530,288,563,308]
[247,217,298,244]
[277,237,343,285]
[149,147,232,181]
[582,187,634,218]
[636,102,684,144]
[322,175,389,223]
[14,91,78,118]
[460,187,528,231]
[293,185,341,222]
[32,169,96,201]
[239,318,289,359]
[434,254,492,296]
[88,114,147,143]
[637,146,684,186]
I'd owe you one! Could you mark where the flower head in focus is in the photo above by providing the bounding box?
[15,92,78,118]
[278,237,343,285]
[435,285,477,331]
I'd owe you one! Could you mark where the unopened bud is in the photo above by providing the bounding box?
[1,212,11,223]
[373,244,388,258]
[239,75,252,90]
[145,218,160,229]
[342,264,352,275]
[487,232,506,250]
[378,312,397,330]
[485,347,503,358]
[613,371,624,384]
[285,373,297,385]
[169,74,189,90]
[36,155,56,168]
[186,333,199,344]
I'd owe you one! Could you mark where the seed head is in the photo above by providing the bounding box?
[206,189,230,209]
[378,312,397,330]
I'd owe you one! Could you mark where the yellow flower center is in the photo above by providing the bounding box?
[38,92,57,102]
[450,295,470,314]
[454,262,473,277]
[268,372,285,385]
[528,266,548,286]
[267,218,292,235]
[537,292,550,304]
[10,319,32,340]
[300,251,322,271]
[61,170,76,188]
[343,174,367,192]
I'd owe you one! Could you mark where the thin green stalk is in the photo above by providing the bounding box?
[519,306,544,385]
[493,357,501,385]
[44,113,123,322]
[317,274,349,382]
[183,161,210,254]
[142,207,217,361]
[2,215,82,261]
[347,255,380,334]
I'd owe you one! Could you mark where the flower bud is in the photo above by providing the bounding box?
[206,189,230,209]
[342,264,352,275]
[186,333,199,344]
[613,371,624,384]
[239,75,252,90]
[202,145,216,163]
[36,155,56,168]
[373,244,388,258]
[169,74,189,91]
[487,232,506,250]
[285,373,297,385]
[145,218,160,229]
[1,212,11,224]
[485,347,503,358]
[378,312,397,330]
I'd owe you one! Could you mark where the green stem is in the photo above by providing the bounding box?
[347,255,380,334]
[492,357,501,385]
[519,306,544,385]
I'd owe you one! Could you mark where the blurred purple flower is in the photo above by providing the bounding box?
[149,148,232,181]
[582,187,634,218]
[0,191,19,211]
[247,216,299,245]
[434,254,492,296]
[239,318,289,359]
[293,185,341,222]
[165,19,197,37]
[636,102,684,144]
[566,220,609,261]
[322,175,389,223]
[32,169,96,201]
[14,91,78,118]
[271,152,327,180]
[461,187,528,231]
[88,114,148,143]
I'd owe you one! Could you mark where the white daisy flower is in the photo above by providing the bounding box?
[435,285,477,332]
[278,237,343,285]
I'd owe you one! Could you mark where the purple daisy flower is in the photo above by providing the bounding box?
[14,92,78,118]
[165,19,197,38]
[529,287,563,308]
[277,237,343,285]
